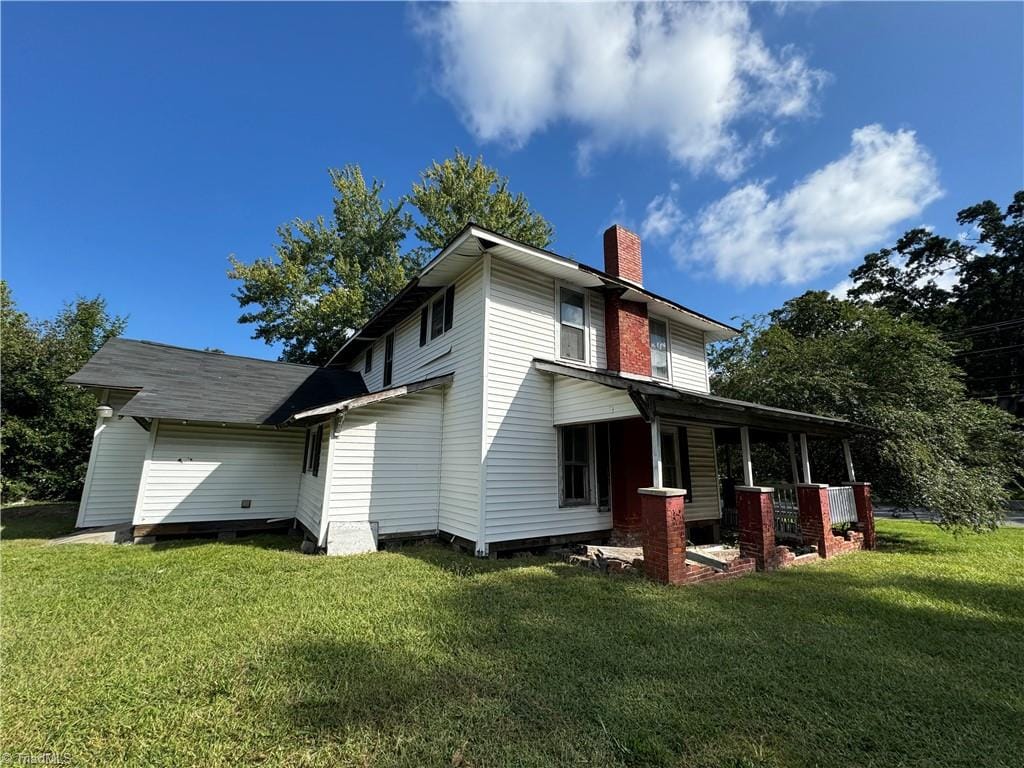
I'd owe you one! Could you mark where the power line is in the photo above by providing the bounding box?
[944,317,1024,337]
[955,342,1024,357]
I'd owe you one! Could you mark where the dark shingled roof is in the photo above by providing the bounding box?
[66,338,367,426]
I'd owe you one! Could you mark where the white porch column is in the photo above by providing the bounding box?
[799,433,812,485]
[740,426,754,487]
[843,439,856,483]
[650,415,663,487]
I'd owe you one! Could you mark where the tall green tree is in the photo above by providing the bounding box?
[848,191,1023,412]
[228,166,414,365]
[230,152,554,364]
[1,281,127,501]
[408,149,554,262]
[711,291,1023,531]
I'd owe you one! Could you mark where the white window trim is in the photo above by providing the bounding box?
[557,423,597,508]
[424,284,455,344]
[659,426,683,487]
[649,313,673,384]
[554,281,590,366]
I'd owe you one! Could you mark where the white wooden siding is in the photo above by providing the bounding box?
[135,424,304,525]
[326,389,443,536]
[485,258,612,542]
[77,391,149,528]
[553,377,640,425]
[295,426,329,536]
[664,421,719,521]
[347,260,484,541]
[589,290,607,369]
[669,321,710,393]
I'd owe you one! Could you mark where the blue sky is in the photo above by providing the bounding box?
[3,2,1022,358]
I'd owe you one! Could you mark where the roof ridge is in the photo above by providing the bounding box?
[114,338,319,369]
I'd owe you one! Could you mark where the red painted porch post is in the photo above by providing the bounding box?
[736,486,777,571]
[846,482,876,550]
[797,483,835,557]
[639,487,687,584]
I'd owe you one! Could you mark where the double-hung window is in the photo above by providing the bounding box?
[383,333,394,387]
[558,287,586,362]
[559,425,591,506]
[649,317,669,380]
[303,424,324,477]
[420,285,456,346]
[659,426,692,501]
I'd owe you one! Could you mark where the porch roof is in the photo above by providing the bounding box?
[533,359,860,438]
[282,373,453,426]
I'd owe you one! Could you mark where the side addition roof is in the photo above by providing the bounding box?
[66,338,367,426]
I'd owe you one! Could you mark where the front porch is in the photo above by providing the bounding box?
[537,359,876,585]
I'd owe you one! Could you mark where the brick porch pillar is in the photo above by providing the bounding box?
[797,483,836,558]
[736,486,776,571]
[639,487,687,585]
[846,482,876,550]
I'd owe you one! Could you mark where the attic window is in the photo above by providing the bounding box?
[364,347,373,373]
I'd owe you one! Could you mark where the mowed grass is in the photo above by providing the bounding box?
[2,506,1023,768]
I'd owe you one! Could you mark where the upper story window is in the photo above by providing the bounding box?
[649,317,669,380]
[364,346,373,373]
[383,333,395,387]
[559,287,586,362]
[420,285,456,346]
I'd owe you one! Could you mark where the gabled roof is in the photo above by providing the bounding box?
[67,338,367,426]
[327,223,740,367]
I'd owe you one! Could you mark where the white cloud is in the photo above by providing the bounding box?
[646,125,943,285]
[640,182,683,240]
[829,277,855,299]
[417,3,827,179]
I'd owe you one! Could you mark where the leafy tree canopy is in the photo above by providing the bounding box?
[711,291,1023,531]
[1,281,127,501]
[848,191,1023,412]
[408,149,554,262]
[228,166,414,365]
[229,151,553,364]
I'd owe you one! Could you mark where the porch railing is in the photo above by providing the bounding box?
[827,485,858,526]
[771,485,801,539]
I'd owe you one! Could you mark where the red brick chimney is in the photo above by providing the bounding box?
[603,225,643,285]
[603,225,651,376]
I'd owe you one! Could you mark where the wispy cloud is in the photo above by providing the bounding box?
[643,125,943,285]
[416,2,827,179]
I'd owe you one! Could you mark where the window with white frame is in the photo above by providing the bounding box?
[649,317,670,380]
[559,425,592,506]
[659,426,692,501]
[558,287,586,362]
[302,424,324,477]
[419,285,456,346]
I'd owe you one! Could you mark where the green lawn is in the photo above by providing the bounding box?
[2,506,1022,768]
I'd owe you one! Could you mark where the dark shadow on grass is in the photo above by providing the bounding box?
[262,544,1024,768]
[149,531,303,553]
[0,503,78,540]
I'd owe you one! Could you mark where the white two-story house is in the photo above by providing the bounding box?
[69,224,861,558]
